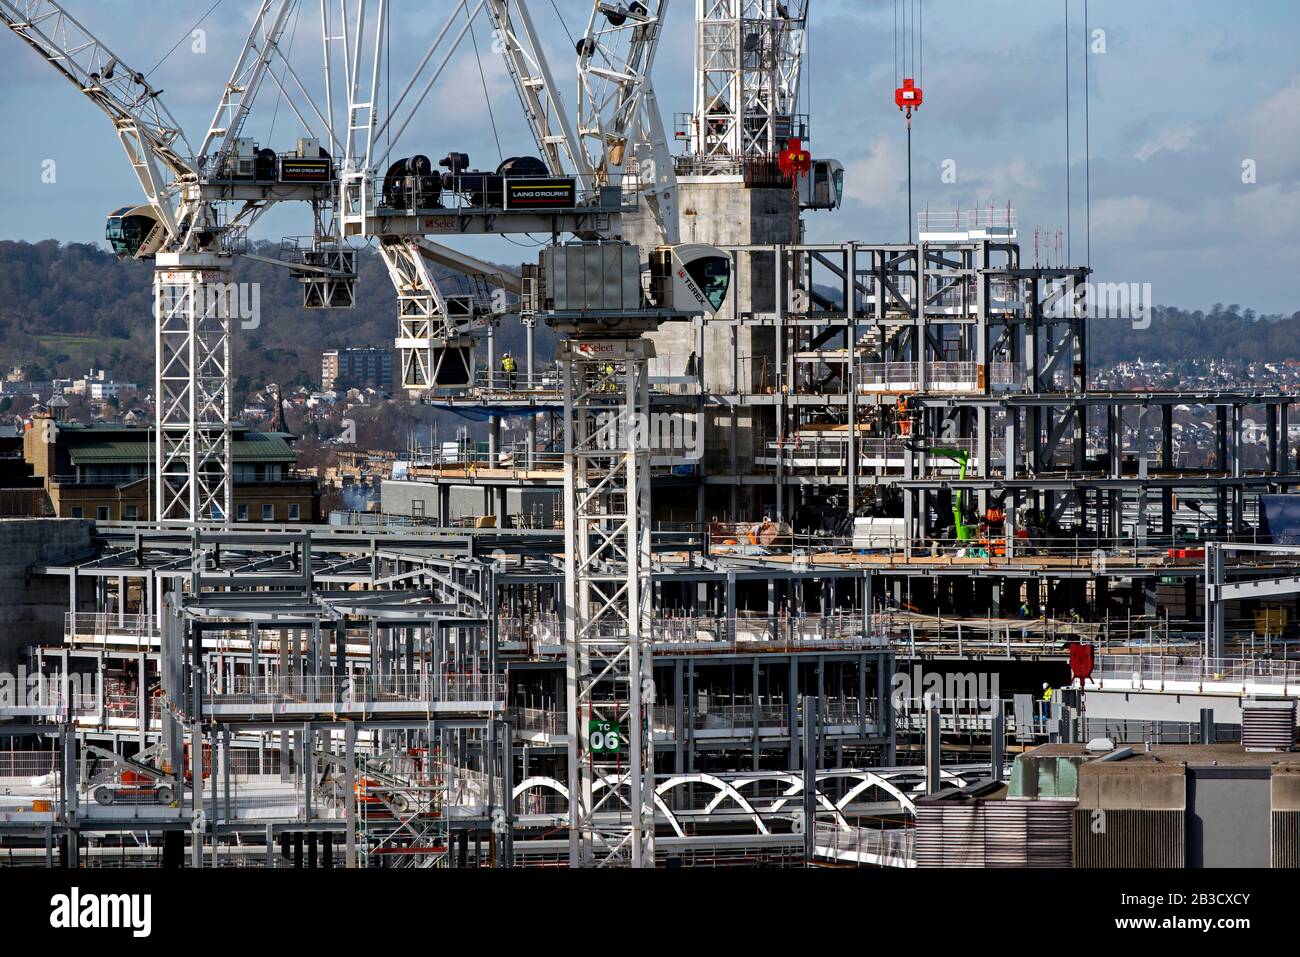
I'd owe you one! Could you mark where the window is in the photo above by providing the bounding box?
[237,504,249,522]
[96,506,110,522]
[685,255,731,311]
[70,506,84,518]
[124,505,138,521]
[261,504,275,522]
[288,503,300,522]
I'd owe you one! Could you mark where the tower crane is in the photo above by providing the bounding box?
[1,0,357,524]
[4,0,722,867]
[331,0,724,866]
[376,0,684,400]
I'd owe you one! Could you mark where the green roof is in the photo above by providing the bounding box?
[68,432,296,466]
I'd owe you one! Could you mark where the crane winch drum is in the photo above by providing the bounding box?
[383,155,441,211]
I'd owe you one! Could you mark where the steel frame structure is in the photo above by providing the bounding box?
[153,256,235,522]
[560,338,656,866]
[687,0,808,170]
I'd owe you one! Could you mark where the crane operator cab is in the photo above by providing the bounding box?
[105,205,166,260]
[799,159,845,211]
[649,244,732,316]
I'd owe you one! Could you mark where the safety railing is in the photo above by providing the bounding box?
[513,706,564,736]
[918,206,1018,232]
[882,610,1180,657]
[445,766,503,809]
[65,612,159,647]
[402,446,565,475]
[651,698,876,734]
[0,678,95,717]
[815,822,914,868]
[47,473,146,487]
[756,434,978,475]
[471,366,561,394]
[206,673,505,708]
[515,788,568,817]
[513,610,882,653]
[893,696,1052,739]
[855,361,1026,393]
[698,526,1274,564]
[651,704,791,734]
[1095,654,1300,687]
[507,607,1186,657]
[0,750,61,779]
[654,610,872,646]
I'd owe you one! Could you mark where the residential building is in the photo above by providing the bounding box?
[21,414,320,523]
[322,347,393,393]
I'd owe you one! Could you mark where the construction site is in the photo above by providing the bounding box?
[0,0,1298,874]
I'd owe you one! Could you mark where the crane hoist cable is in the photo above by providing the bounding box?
[147,0,228,78]
[1084,0,1091,270]
[548,0,576,48]
[1064,0,1071,264]
[265,1,304,146]
[465,5,504,164]
[893,0,923,243]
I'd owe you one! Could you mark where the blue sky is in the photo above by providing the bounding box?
[1,0,1297,312]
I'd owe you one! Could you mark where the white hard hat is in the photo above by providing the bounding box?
[1042,683,1049,689]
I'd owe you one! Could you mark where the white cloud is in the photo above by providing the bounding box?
[841,136,905,208]
[1134,125,1201,162]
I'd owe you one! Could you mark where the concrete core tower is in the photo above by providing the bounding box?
[624,0,812,521]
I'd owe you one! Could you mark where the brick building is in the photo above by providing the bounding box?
[21,414,320,523]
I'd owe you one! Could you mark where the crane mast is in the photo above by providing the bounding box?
[688,0,809,171]
[333,0,698,865]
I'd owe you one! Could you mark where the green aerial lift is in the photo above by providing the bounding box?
[904,441,979,542]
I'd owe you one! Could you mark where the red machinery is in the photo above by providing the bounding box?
[777,137,812,180]
[894,77,923,119]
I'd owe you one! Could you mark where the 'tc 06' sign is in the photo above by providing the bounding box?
[588,719,623,754]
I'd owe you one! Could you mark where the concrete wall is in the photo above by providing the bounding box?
[0,518,93,671]
[1186,768,1270,867]
[626,180,797,516]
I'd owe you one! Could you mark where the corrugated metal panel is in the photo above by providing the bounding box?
[913,806,946,868]
[1025,802,1074,867]
[915,804,984,868]
[1272,811,1300,868]
[1072,809,1184,867]
[984,802,1028,867]
[915,800,1072,867]
[1243,700,1296,752]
